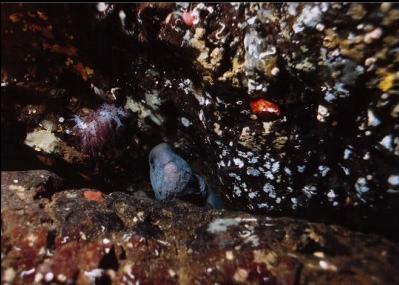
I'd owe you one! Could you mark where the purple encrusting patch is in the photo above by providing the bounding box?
[72,104,128,153]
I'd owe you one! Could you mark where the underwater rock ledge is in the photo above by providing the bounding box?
[2,170,399,285]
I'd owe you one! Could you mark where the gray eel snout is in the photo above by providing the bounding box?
[149,143,224,209]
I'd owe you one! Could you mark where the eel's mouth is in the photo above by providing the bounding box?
[161,159,176,169]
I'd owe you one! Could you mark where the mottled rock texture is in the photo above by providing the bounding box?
[2,170,399,285]
[1,3,398,237]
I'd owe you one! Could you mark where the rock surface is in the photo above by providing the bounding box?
[2,170,399,285]
[2,5,399,278]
